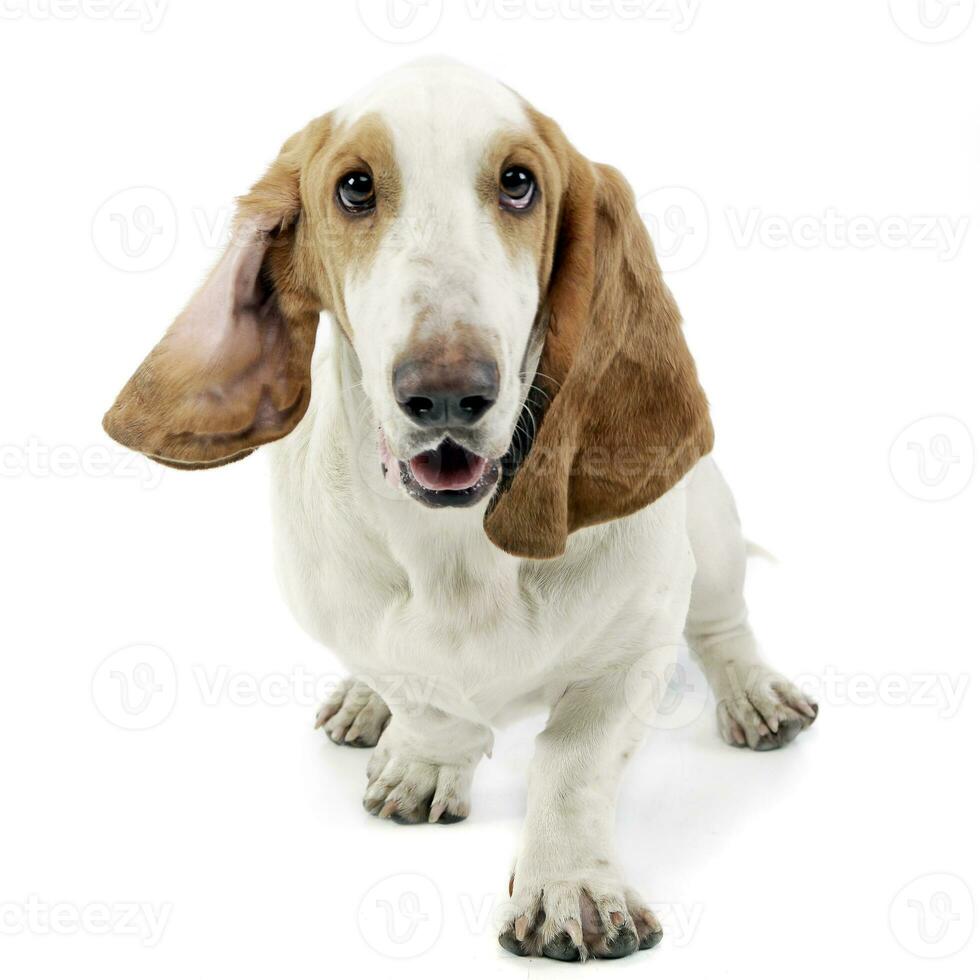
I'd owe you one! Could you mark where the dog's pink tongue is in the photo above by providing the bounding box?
[410,445,488,491]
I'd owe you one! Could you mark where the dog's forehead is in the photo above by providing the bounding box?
[335,60,530,167]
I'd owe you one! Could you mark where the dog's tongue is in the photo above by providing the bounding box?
[410,441,488,491]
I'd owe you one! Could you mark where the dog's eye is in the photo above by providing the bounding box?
[337,171,376,213]
[499,166,536,211]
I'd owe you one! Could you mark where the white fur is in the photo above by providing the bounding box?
[340,60,540,465]
[268,61,816,958]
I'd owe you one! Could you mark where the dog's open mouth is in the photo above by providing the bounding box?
[397,439,499,508]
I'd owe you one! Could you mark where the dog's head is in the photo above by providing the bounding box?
[103,59,713,559]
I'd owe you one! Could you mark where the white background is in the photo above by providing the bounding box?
[1,1,978,976]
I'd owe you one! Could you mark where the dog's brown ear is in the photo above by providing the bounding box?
[485,121,714,559]
[102,121,328,469]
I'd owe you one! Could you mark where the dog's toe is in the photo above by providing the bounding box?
[498,928,529,957]
[598,923,639,959]
[315,679,390,748]
[542,932,583,961]
[718,674,818,751]
[627,898,663,950]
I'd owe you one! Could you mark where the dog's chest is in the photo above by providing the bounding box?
[273,486,596,716]
[268,390,690,724]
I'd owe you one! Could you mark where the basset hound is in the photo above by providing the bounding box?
[103,58,817,962]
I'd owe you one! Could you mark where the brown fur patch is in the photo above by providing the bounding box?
[400,306,498,384]
[300,112,401,336]
[483,108,714,559]
[102,111,403,467]
[102,117,330,468]
[479,129,552,269]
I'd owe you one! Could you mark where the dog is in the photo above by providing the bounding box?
[103,58,818,962]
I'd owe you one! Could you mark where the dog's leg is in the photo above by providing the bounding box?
[360,704,490,825]
[685,458,818,750]
[499,662,668,961]
[315,678,390,748]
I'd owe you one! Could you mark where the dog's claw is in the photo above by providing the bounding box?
[637,916,664,950]
[600,923,639,959]
[501,884,660,961]
[542,932,582,961]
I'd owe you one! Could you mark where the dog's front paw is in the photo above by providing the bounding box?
[314,678,390,748]
[362,738,474,825]
[717,672,818,751]
[499,874,662,961]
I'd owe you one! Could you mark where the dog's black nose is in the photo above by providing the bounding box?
[393,358,499,427]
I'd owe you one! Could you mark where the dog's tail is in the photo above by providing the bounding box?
[745,539,779,564]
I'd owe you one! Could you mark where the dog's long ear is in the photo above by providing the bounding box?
[485,118,714,559]
[102,118,330,469]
